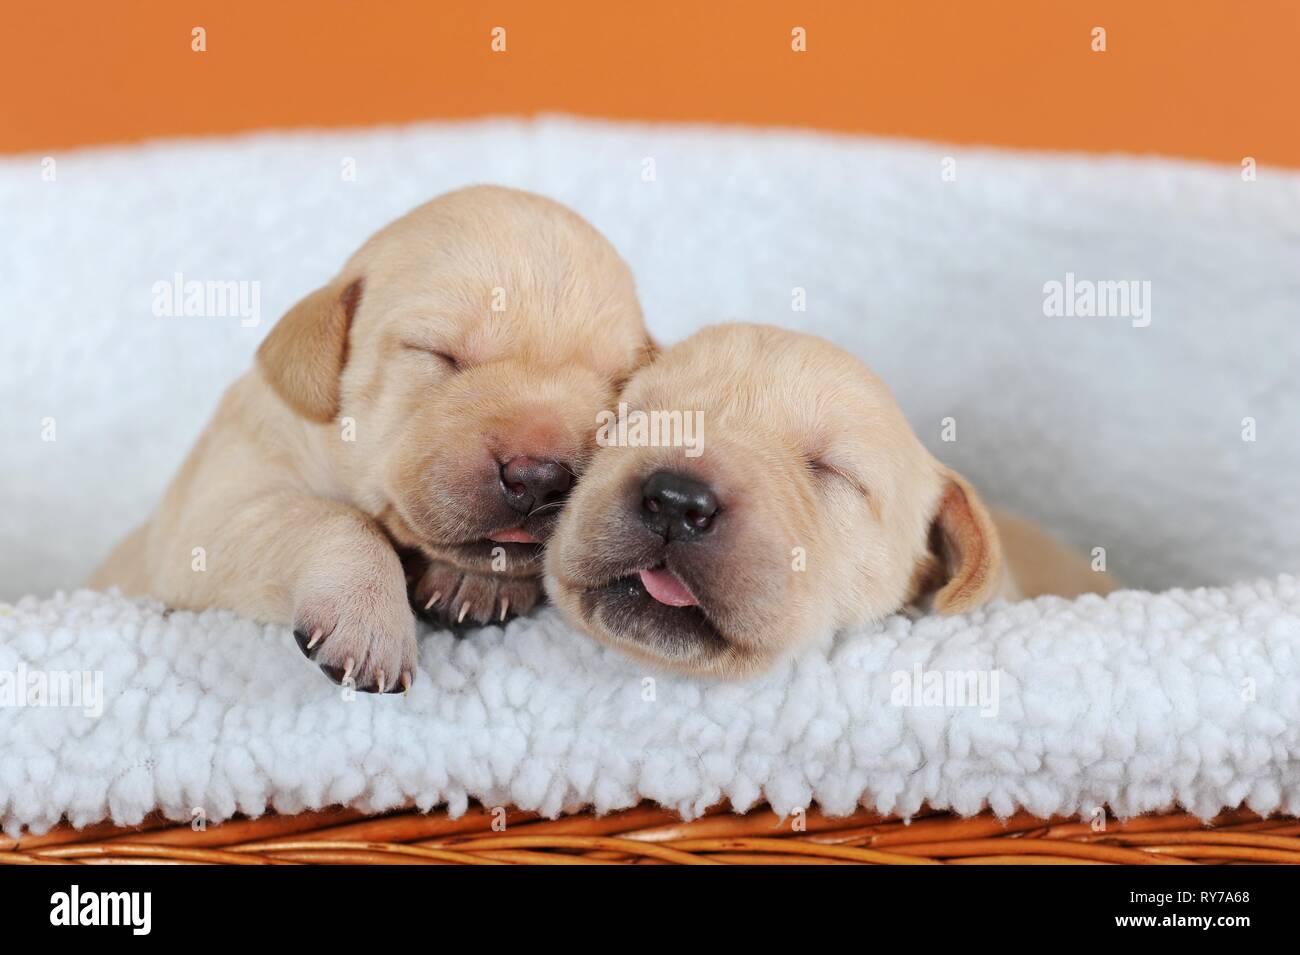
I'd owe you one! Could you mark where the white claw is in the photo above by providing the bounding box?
[343,657,356,682]
[401,670,413,694]
[499,599,510,622]
[376,670,387,693]
[457,602,470,624]
[307,628,323,650]
[424,590,442,610]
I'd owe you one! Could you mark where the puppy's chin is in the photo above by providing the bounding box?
[544,558,785,678]
[436,537,546,573]
[578,574,732,669]
[377,498,552,574]
[432,507,557,569]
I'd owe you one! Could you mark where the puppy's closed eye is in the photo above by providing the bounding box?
[403,343,463,373]
[807,456,873,506]
[805,455,849,485]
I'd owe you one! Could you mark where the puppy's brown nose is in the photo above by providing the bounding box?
[640,471,719,542]
[500,456,572,514]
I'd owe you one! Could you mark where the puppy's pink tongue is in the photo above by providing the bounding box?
[489,528,540,544]
[639,567,699,607]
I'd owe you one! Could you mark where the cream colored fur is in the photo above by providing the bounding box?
[545,323,1116,677]
[92,186,650,692]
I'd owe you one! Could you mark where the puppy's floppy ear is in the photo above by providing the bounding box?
[256,277,363,422]
[911,469,1004,614]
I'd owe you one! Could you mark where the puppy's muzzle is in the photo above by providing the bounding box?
[639,471,720,542]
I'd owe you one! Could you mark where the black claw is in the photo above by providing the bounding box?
[319,663,347,684]
[413,602,472,636]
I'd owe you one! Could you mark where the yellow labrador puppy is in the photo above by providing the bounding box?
[92,186,651,693]
[545,323,1115,678]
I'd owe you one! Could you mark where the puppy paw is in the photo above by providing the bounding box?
[293,556,419,694]
[410,559,542,629]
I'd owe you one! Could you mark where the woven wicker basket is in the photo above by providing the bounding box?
[5,803,1299,865]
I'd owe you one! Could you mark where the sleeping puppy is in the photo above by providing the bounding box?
[545,323,1115,678]
[91,186,650,692]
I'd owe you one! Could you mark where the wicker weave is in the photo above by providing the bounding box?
[4,803,1299,865]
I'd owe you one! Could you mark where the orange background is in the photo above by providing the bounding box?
[4,1,1297,166]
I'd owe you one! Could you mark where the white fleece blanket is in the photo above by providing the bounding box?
[2,118,1299,835]
[3,579,1300,836]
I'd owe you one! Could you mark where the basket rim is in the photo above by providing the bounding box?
[5,801,1298,865]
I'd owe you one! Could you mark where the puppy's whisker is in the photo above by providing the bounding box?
[526,500,565,520]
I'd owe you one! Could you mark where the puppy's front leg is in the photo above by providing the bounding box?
[164,494,418,693]
[406,549,543,628]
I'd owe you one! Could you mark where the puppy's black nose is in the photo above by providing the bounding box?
[640,471,720,541]
[500,456,572,514]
